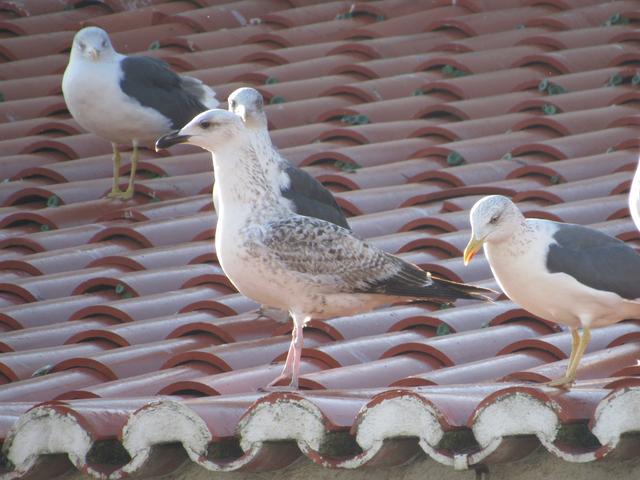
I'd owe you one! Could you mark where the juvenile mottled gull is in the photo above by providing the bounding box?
[464,195,640,387]
[226,87,350,229]
[630,159,640,232]
[156,109,495,389]
[62,27,218,199]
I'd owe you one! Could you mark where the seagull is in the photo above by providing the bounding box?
[464,195,640,387]
[156,109,495,389]
[226,87,350,229]
[62,26,218,199]
[630,159,640,232]
[226,87,350,322]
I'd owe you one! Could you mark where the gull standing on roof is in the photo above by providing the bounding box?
[630,159,640,232]
[156,109,495,389]
[226,87,350,229]
[62,27,218,199]
[464,195,640,387]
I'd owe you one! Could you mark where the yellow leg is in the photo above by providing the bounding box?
[107,143,123,198]
[122,140,138,200]
[548,327,591,388]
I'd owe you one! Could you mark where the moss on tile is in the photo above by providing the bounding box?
[318,431,363,457]
[436,428,480,453]
[207,438,244,460]
[554,423,600,449]
[86,439,132,466]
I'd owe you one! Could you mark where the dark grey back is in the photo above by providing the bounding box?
[546,223,640,300]
[281,165,350,230]
[120,56,207,129]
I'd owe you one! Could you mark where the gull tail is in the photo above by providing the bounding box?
[428,275,496,302]
[181,75,219,109]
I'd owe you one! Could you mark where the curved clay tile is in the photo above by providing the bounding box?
[512,105,639,136]
[0,4,109,35]
[247,40,351,66]
[251,16,373,48]
[438,27,546,52]
[519,25,634,50]
[262,74,359,103]
[0,367,110,402]
[0,317,115,353]
[81,2,195,33]
[0,54,67,81]
[98,195,213,222]
[0,293,112,330]
[168,0,289,32]
[526,1,639,30]
[514,171,631,204]
[240,53,368,85]
[511,84,637,114]
[261,1,351,28]
[420,45,546,75]
[0,95,66,123]
[511,126,637,160]
[325,72,439,103]
[0,240,133,276]
[426,6,553,36]
[0,340,116,382]
[394,350,555,387]
[421,68,545,101]
[0,74,61,102]
[352,6,469,39]
[515,44,638,76]
[507,150,638,184]
[91,213,214,249]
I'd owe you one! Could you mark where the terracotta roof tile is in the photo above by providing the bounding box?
[1,1,640,477]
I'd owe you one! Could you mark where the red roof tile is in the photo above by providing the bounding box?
[0,1,639,477]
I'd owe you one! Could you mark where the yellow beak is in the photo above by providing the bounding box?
[463,237,484,266]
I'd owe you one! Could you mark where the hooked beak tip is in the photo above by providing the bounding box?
[463,237,483,266]
[155,131,190,151]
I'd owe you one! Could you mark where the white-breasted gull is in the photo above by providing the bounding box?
[226,87,350,322]
[464,195,640,387]
[62,26,218,199]
[156,109,495,389]
[630,159,640,232]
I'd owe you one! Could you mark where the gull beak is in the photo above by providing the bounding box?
[155,130,191,151]
[235,104,247,122]
[463,236,484,266]
[87,47,99,61]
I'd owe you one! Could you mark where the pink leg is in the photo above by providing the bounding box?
[288,317,305,388]
[265,314,307,389]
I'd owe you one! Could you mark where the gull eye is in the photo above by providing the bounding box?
[101,39,108,48]
[489,214,500,224]
[199,121,211,129]
[79,41,86,50]
[230,100,236,110]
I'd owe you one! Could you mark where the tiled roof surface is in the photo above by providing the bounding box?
[1,0,640,478]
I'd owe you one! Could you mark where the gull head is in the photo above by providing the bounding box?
[464,195,523,265]
[155,108,246,152]
[227,87,267,129]
[71,27,116,62]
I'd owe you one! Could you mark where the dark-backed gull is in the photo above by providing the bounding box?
[62,27,218,199]
[464,195,640,387]
[157,109,494,389]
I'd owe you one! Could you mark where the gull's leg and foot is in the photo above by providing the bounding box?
[262,314,306,391]
[121,140,138,200]
[107,143,124,198]
[547,327,591,388]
